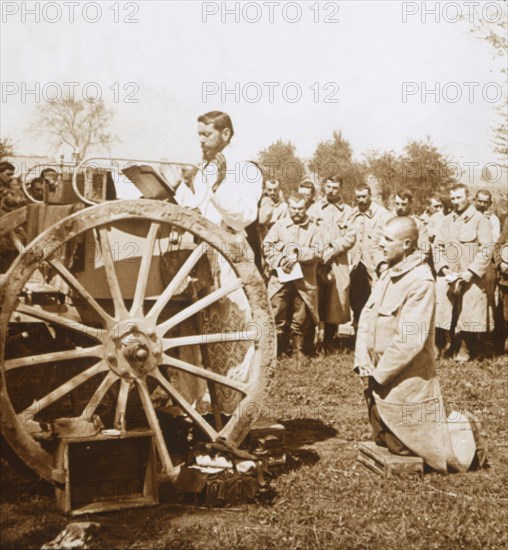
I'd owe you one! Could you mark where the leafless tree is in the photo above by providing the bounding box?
[31,97,116,159]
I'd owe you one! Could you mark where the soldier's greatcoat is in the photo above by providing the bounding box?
[308,199,356,324]
[433,204,494,332]
[355,252,477,473]
[263,216,322,323]
[349,201,389,279]
[258,195,288,239]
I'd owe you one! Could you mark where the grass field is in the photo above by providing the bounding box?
[1,349,507,549]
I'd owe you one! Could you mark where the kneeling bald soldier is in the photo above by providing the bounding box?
[354,217,485,473]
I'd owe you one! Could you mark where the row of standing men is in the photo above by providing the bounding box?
[248,177,506,361]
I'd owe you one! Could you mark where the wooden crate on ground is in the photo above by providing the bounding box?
[54,429,157,515]
[358,441,424,478]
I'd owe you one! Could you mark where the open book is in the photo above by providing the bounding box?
[276,262,303,283]
[122,164,176,201]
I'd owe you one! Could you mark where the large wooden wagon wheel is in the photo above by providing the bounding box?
[0,200,275,483]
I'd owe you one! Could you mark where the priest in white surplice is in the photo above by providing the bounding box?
[172,111,263,233]
[165,112,263,411]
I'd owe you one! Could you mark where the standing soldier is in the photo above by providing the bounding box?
[348,184,389,331]
[1,161,26,272]
[256,179,288,278]
[0,161,24,214]
[474,189,500,241]
[263,193,322,357]
[372,189,430,275]
[421,194,445,243]
[310,177,356,353]
[473,188,500,353]
[258,179,288,242]
[298,180,317,213]
[433,184,494,361]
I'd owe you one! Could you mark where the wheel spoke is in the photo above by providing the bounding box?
[81,371,118,421]
[97,227,128,318]
[46,258,115,327]
[15,303,106,341]
[19,361,108,423]
[156,279,242,336]
[130,222,160,316]
[162,329,258,350]
[5,345,103,371]
[0,207,27,238]
[8,230,24,254]
[114,379,130,431]
[160,353,248,394]
[147,244,206,322]
[150,368,218,441]
[136,378,176,474]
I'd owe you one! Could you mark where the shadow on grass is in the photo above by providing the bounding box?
[270,417,339,476]
[283,417,338,449]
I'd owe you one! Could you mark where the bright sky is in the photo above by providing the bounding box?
[1,0,506,175]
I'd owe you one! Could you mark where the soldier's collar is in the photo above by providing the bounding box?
[322,199,344,210]
[354,205,373,218]
[388,251,424,279]
[453,204,475,222]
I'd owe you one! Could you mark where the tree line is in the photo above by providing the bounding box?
[257,133,464,213]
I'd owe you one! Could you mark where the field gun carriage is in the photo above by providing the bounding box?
[0,158,278,512]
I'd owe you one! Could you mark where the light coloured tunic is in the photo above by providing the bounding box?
[308,199,356,324]
[263,216,322,323]
[433,204,494,331]
[349,201,389,279]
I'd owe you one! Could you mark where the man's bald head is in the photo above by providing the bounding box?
[385,216,419,247]
[380,217,419,267]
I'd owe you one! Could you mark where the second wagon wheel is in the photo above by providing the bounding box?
[0,200,275,483]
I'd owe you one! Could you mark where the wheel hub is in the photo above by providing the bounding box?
[104,319,161,379]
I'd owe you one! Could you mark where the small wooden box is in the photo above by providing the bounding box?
[358,441,424,478]
[54,430,157,515]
